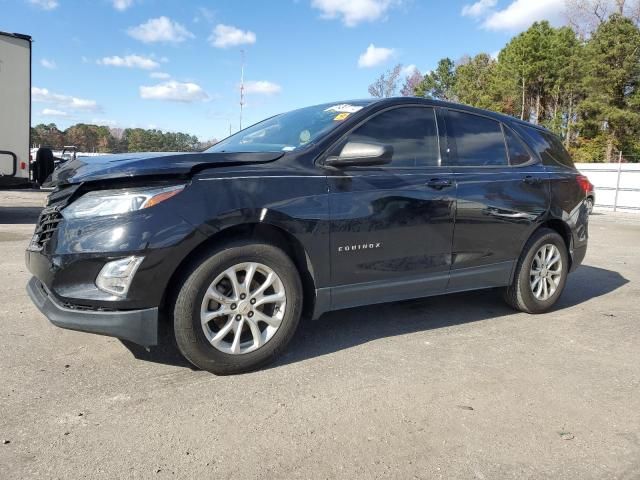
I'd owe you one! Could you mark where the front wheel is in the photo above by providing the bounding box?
[503,228,569,314]
[173,241,303,375]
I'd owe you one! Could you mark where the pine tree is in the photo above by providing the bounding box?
[579,14,640,161]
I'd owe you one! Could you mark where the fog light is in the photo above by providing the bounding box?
[96,256,144,296]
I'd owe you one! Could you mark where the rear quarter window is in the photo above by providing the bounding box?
[503,126,533,166]
[520,126,575,168]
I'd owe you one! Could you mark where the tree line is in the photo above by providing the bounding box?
[369,1,640,163]
[31,123,216,153]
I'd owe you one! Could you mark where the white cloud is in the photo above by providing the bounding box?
[194,7,216,24]
[400,64,418,77]
[112,0,133,10]
[209,24,256,48]
[243,81,281,95]
[462,0,497,17]
[32,87,101,112]
[28,0,58,10]
[311,0,398,27]
[98,55,160,70]
[40,58,57,69]
[139,81,209,102]
[150,72,171,79]
[41,108,69,117]
[482,0,564,31]
[358,44,395,68]
[128,17,194,44]
[91,118,118,127]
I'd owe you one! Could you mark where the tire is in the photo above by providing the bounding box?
[503,228,569,314]
[586,197,594,215]
[173,240,303,375]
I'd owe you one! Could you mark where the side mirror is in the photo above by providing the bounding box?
[325,141,393,168]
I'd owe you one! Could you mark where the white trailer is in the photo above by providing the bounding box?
[0,31,32,187]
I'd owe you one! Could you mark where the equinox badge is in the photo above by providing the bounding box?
[338,242,382,253]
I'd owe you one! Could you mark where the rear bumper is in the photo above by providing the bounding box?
[27,277,158,347]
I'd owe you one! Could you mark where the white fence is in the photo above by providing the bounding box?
[575,162,640,213]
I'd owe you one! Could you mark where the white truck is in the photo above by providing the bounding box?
[0,31,32,187]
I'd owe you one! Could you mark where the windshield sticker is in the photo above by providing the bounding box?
[333,113,350,121]
[325,104,363,114]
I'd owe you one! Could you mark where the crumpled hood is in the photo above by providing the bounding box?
[45,151,284,187]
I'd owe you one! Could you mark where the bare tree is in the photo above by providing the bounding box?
[368,64,403,98]
[109,127,124,141]
[400,69,423,97]
[566,0,640,35]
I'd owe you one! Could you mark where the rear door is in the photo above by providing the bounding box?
[326,106,456,310]
[442,109,549,291]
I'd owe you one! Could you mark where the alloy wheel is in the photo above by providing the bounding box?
[200,262,286,354]
[529,244,563,301]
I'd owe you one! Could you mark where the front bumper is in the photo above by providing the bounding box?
[27,277,158,347]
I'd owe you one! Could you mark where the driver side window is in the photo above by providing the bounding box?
[343,107,440,168]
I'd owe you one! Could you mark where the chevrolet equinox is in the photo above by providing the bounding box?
[26,98,591,374]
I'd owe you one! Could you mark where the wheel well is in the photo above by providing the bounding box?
[160,223,317,323]
[538,219,572,266]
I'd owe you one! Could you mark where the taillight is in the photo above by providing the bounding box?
[576,175,593,194]
[20,161,27,170]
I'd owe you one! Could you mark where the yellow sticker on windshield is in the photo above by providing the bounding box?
[334,113,350,121]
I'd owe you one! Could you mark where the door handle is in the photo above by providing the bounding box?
[426,178,452,190]
[523,175,542,185]
[485,207,535,220]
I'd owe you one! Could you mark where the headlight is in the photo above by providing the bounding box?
[62,184,185,219]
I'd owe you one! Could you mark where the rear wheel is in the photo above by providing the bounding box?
[503,228,569,313]
[173,240,302,374]
[586,196,594,215]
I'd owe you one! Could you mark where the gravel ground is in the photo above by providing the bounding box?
[1,189,639,479]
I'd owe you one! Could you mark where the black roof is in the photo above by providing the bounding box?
[0,31,32,41]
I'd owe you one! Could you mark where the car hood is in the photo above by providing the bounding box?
[45,151,284,187]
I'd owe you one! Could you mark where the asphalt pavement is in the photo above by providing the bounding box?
[1,189,639,479]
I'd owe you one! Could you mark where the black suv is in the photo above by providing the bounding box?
[26,98,591,374]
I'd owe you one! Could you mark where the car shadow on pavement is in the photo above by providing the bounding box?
[121,265,628,371]
[0,206,42,224]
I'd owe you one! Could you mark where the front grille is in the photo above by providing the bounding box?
[29,184,80,251]
[31,207,63,250]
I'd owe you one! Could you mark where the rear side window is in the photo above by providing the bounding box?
[504,126,532,166]
[346,107,439,168]
[444,110,507,166]
[521,126,574,168]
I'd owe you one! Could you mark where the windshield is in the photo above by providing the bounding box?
[206,101,373,153]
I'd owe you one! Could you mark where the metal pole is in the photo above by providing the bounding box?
[613,150,623,212]
[239,50,245,131]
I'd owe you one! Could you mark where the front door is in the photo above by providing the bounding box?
[326,106,456,310]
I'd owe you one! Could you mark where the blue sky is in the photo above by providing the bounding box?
[2,0,566,141]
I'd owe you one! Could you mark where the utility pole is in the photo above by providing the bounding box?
[613,150,623,212]
[239,49,245,131]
